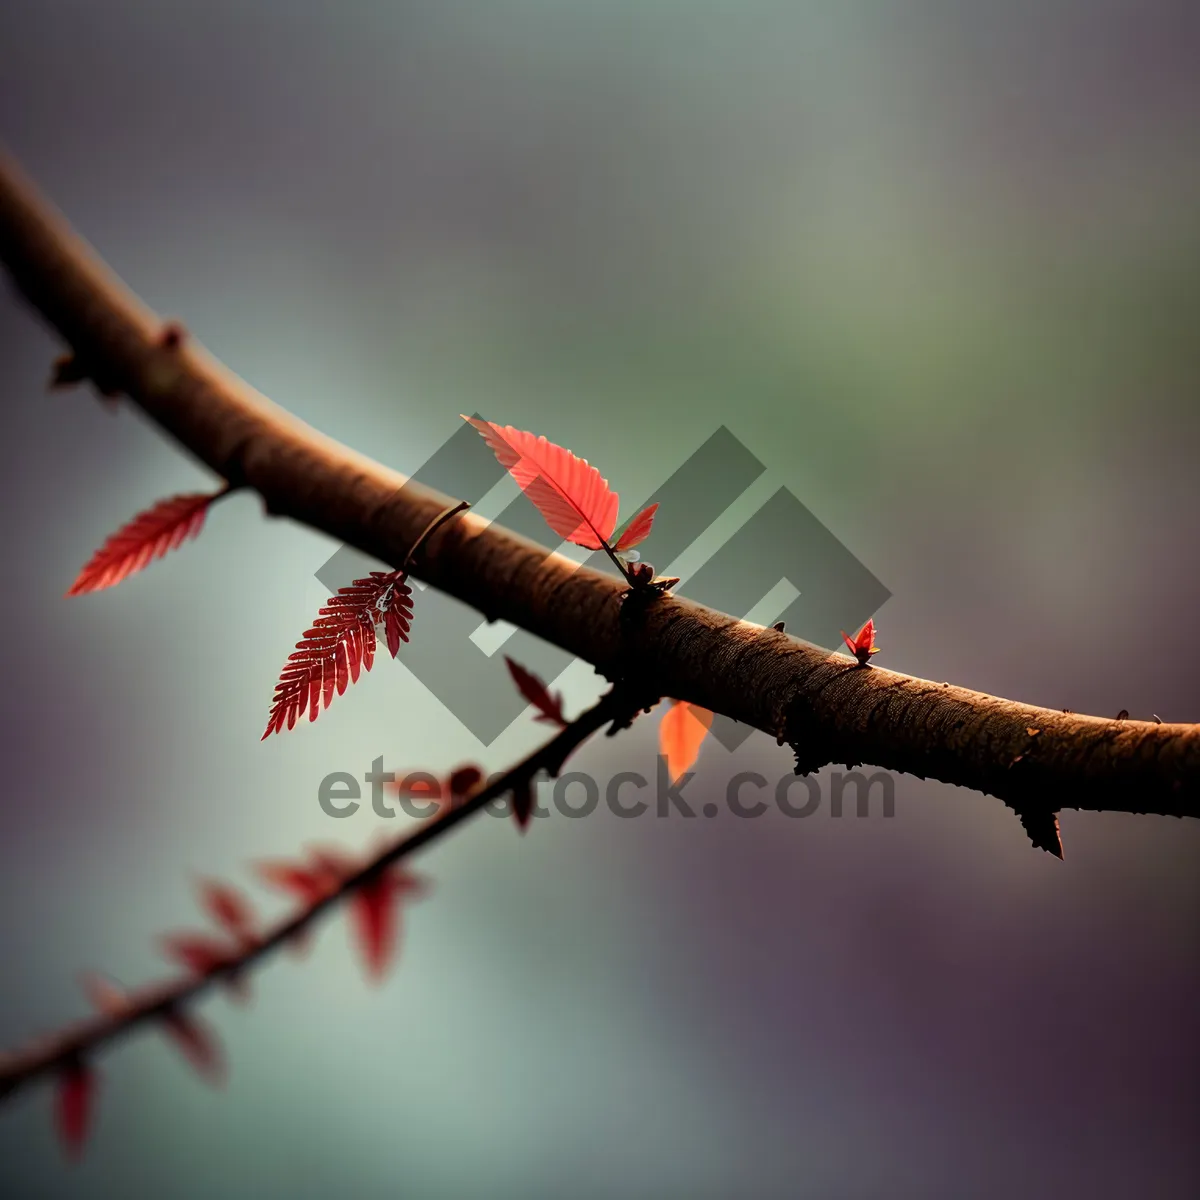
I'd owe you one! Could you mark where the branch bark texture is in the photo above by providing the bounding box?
[1,149,1195,821]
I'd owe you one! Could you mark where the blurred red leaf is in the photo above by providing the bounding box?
[253,860,330,906]
[447,765,484,799]
[55,1061,95,1160]
[197,878,257,943]
[350,872,399,982]
[511,779,535,832]
[614,503,658,552]
[659,701,713,782]
[390,772,449,817]
[463,417,619,549]
[504,657,568,727]
[159,932,235,977]
[160,1007,225,1085]
[66,491,217,596]
[79,972,127,1017]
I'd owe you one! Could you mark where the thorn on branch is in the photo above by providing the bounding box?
[158,321,186,350]
[48,351,122,409]
[1014,807,1064,859]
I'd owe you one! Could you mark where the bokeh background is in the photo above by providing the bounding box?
[1,2,1198,1197]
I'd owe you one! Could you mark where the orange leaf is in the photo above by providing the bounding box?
[55,1061,96,1160]
[66,491,219,596]
[463,417,619,549]
[614,503,658,552]
[659,700,713,782]
[160,1007,225,1085]
[504,657,567,727]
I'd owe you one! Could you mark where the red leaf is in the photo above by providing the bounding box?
[840,619,880,665]
[390,772,447,814]
[463,417,620,549]
[345,859,426,982]
[253,860,331,906]
[197,879,257,943]
[659,701,713,782]
[160,1007,225,1085]
[55,1061,96,1160]
[350,871,400,982]
[511,779,535,831]
[159,932,236,976]
[447,765,484,799]
[79,972,128,1017]
[385,577,414,658]
[614,503,658,552]
[504,657,568,727]
[66,491,217,596]
[262,570,412,739]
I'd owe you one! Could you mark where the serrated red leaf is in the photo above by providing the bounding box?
[262,570,412,738]
[385,577,414,657]
[160,1007,225,1085]
[659,701,713,782]
[197,879,257,942]
[55,1061,95,1160]
[463,417,620,549]
[66,491,218,596]
[614,503,658,552]
[504,657,568,727]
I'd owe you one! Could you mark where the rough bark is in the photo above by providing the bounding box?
[1,148,1195,823]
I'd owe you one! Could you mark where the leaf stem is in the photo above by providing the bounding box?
[401,499,470,572]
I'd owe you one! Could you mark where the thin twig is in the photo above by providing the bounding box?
[0,686,642,1103]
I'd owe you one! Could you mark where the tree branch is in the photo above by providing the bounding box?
[0,686,644,1103]
[1,147,1196,820]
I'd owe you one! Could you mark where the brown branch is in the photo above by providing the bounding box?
[0,147,1196,820]
[0,686,645,1104]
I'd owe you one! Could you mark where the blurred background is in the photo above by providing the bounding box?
[1,2,1198,1196]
